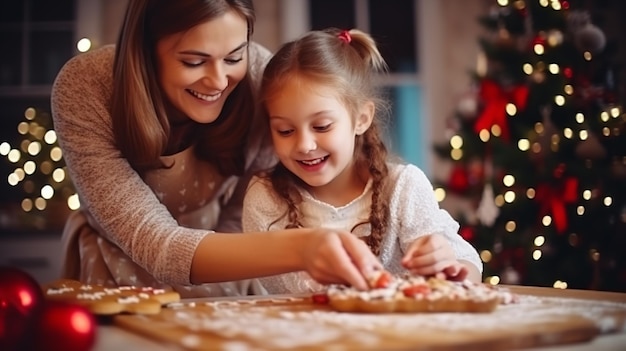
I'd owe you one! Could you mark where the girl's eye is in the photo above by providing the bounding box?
[314,124,331,132]
[276,129,294,136]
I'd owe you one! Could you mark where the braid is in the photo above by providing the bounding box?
[358,122,390,255]
[268,163,304,230]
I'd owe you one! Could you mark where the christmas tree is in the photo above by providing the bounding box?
[0,107,78,231]
[434,0,626,292]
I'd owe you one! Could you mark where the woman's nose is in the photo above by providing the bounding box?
[202,63,228,91]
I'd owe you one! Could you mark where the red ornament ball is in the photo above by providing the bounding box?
[459,226,475,241]
[448,165,470,193]
[0,267,45,351]
[31,301,97,351]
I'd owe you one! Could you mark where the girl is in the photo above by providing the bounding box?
[243,28,482,294]
[51,1,380,298]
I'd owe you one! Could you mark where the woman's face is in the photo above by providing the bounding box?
[156,10,249,124]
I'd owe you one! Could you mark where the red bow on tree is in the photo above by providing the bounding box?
[474,79,529,141]
[535,177,578,233]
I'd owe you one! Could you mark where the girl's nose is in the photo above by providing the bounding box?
[296,132,317,153]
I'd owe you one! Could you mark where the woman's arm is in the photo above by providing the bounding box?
[191,227,378,290]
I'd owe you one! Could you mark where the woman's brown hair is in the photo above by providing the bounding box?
[111,0,256,176]
[260,28,392,255]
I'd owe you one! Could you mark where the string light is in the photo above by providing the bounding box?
[491,124,502,137]
[487,276,501,285]
[1,107,79,219]
[76,38,92,52]
[548,64,559,74]
[610,107,620,117]
[480,250,493,263]
[503,175,515,187]
[518,139,530,151]
[575,113,584,123]
[434,188,446,202]
[450,149,463,160]
[554,95,565,106]
[479,129,491,142]
[450,135,463,149]
[523,63,533,75]
[504,191,516,203]
[505,103,517,116]
[563,128,573,139]
[600,111,610,122]
[564,85,573,95]
[505,221,516,232]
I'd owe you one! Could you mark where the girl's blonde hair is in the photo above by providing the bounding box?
[260,28,392,255]
[111,0,256,175]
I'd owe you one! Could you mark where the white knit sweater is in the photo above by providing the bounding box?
[242,163,482,294]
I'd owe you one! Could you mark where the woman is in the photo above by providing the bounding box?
[51,0,379,297]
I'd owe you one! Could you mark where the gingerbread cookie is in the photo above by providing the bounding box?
[322,273,515,313]
[42,279,180,315]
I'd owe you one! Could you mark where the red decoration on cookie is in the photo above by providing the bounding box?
[312,293,329,305]
[401,284,431,298]
[368,269,394,289]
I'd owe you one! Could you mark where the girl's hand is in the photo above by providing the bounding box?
[300,229,382,290]
[401,234,468,281]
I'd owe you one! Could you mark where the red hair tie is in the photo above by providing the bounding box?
[338,30,351,44]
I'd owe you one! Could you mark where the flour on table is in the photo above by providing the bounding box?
[153,295,626,351]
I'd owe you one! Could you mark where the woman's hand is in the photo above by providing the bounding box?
[401,234,468,281]
[299,229,382,290]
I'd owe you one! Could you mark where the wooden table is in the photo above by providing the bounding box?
[94,285,626,351]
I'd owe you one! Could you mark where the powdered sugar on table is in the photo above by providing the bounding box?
[114,291,626,351]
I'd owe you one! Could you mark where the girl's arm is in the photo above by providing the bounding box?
[391,164,483,281]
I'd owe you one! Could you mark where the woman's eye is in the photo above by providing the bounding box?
[225,57,243,65]
[182,61,203,67]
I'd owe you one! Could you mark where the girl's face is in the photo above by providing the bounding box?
[266,76,373,199]
[156,10,248,124]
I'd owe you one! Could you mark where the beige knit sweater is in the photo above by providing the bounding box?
[51,42,275,297]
